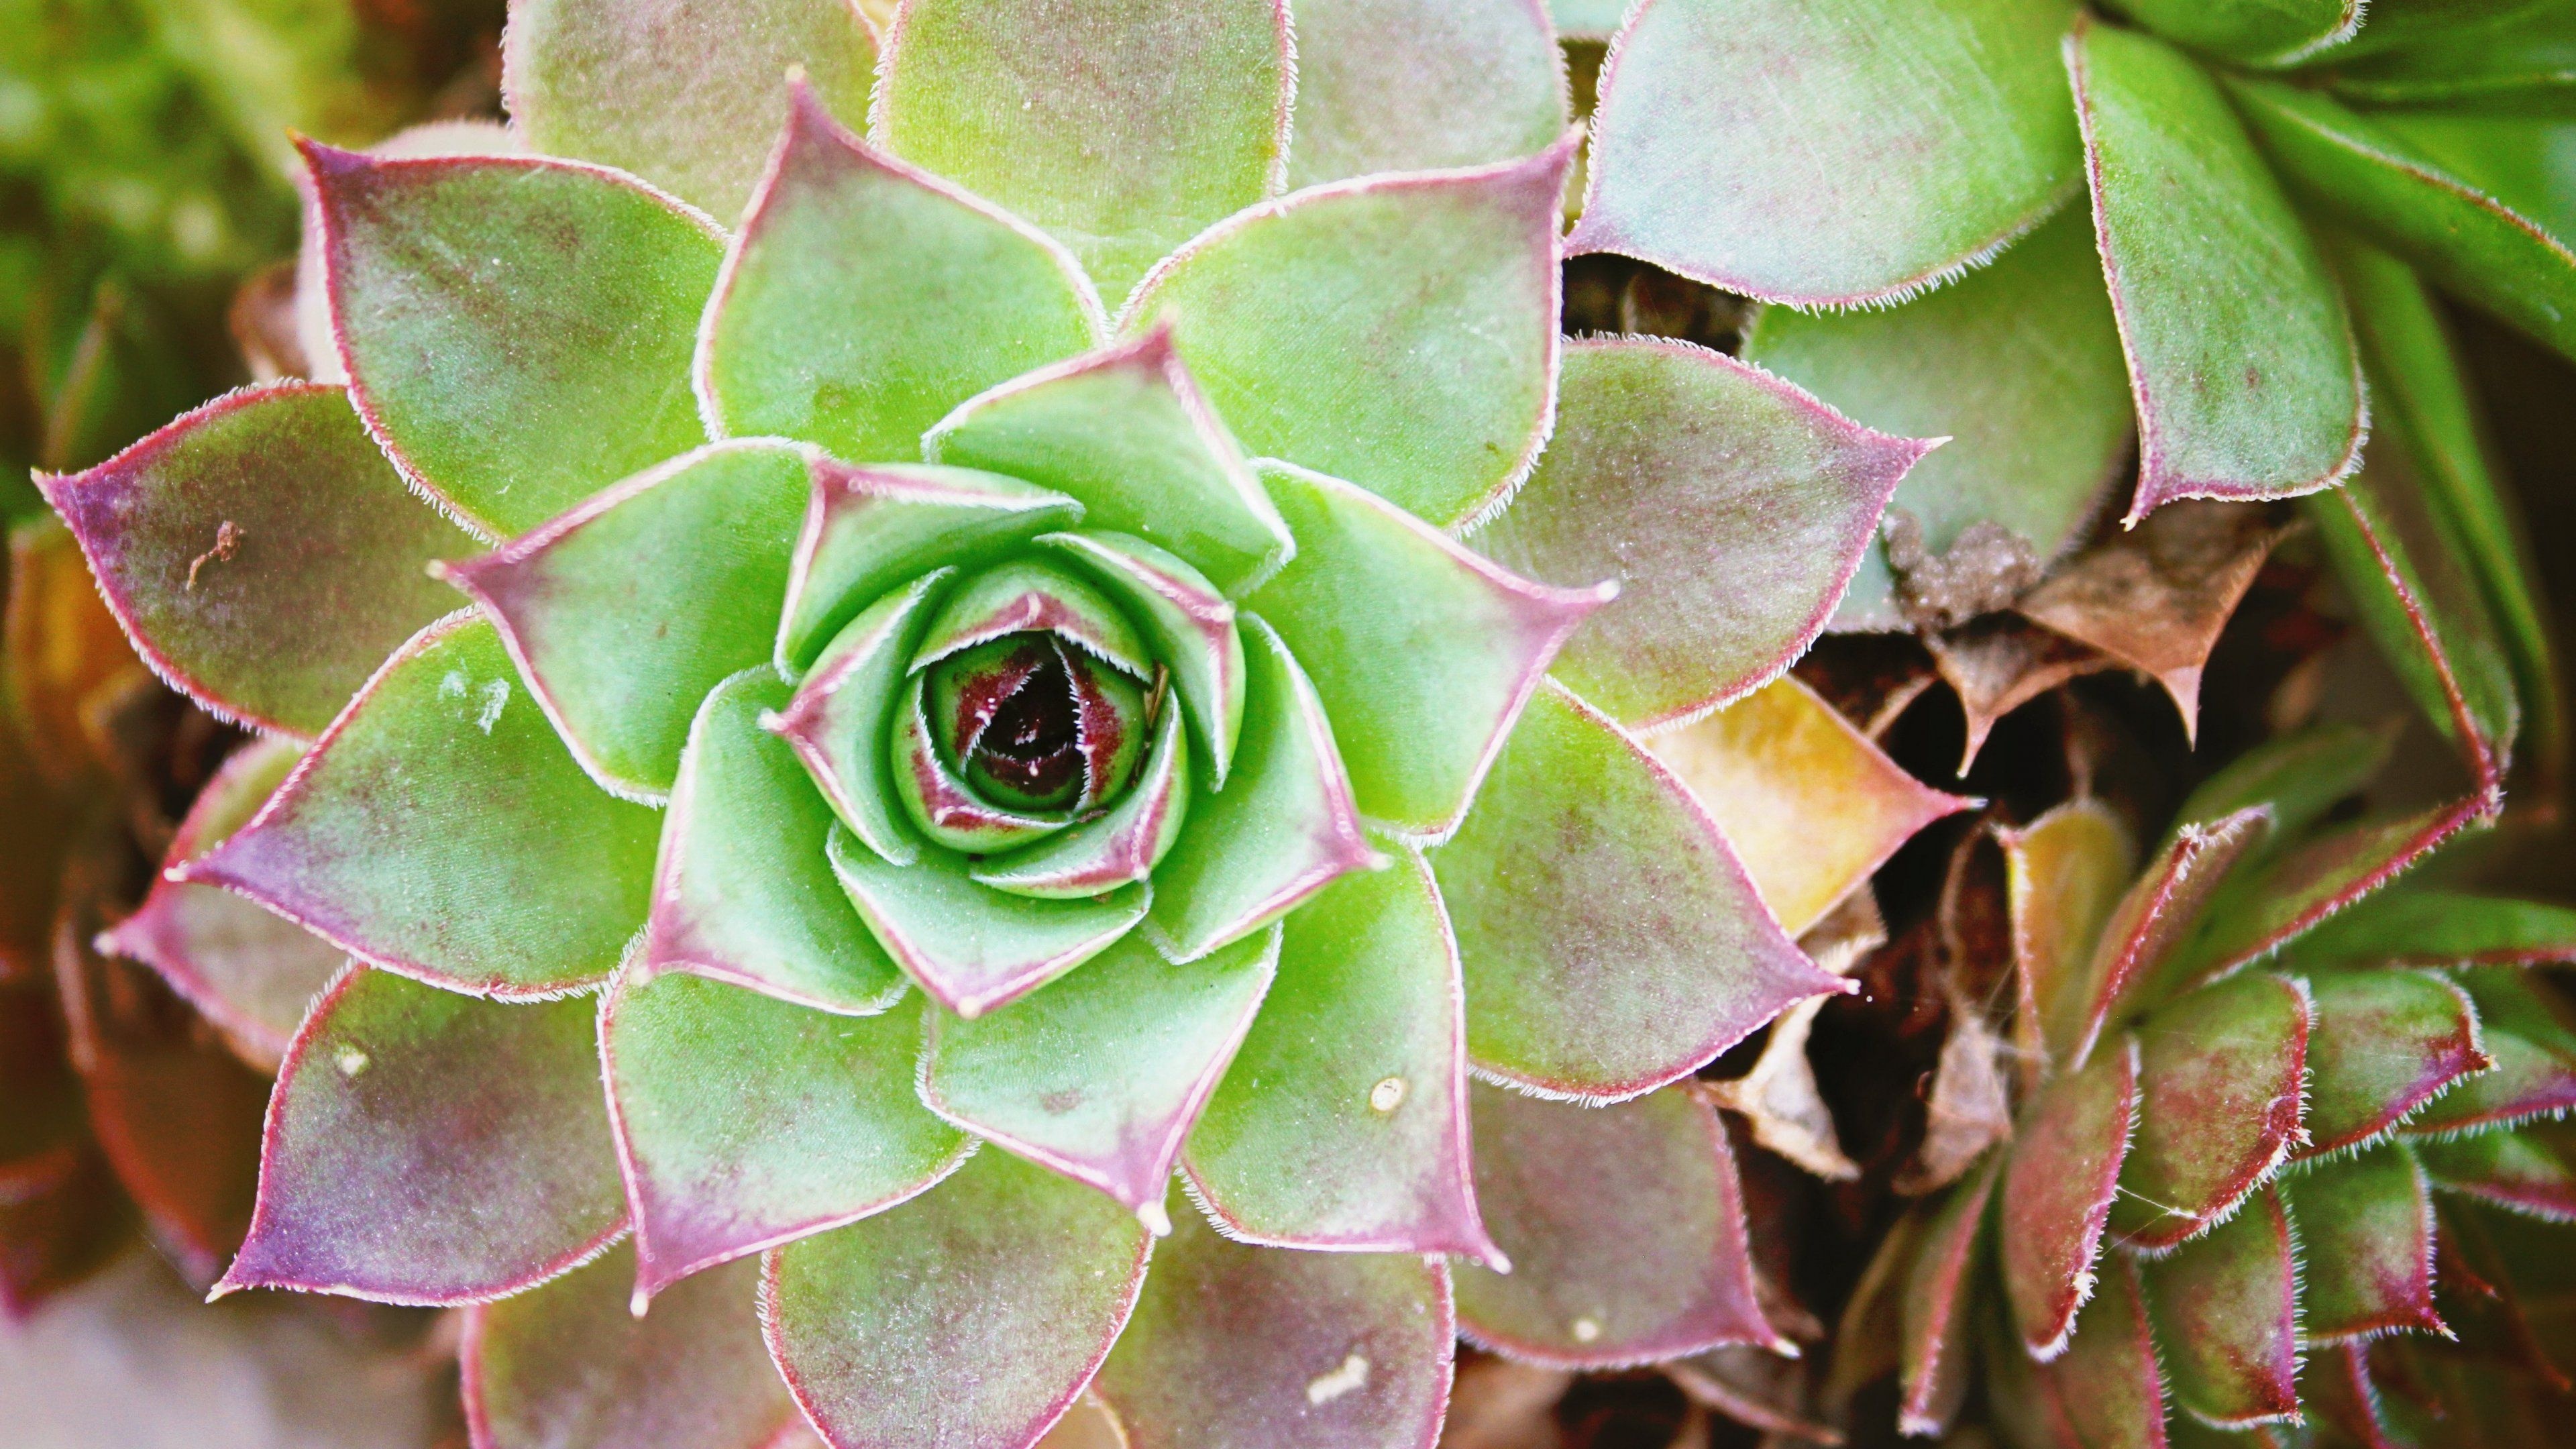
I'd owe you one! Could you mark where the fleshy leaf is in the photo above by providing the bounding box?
[1038,531,1245,788]
[923,925,1277,1224]
[604,973,965,1301]
[2000,1036,2141,1357]
[2114,0,2359,64]
[1287,0,1564,188]
[1093,1198,1454,1449]
[503,0,878,220]
[971,700,1189,899]
[1454,1083,1778,1366]
[2107,973,2313,1253]
[2283,1142,2446,1341]
[464,1244,794,1449]
[2173,718,2394,846]
[2300,969,2486,1157]
[1548,0,1625,38]
[2000,798,2139,1074]
[1568,0,2083,307]
[1185,851,1496,1260]
[875,0,1292,299]
[1439,682,1845,1101]
[1126,142,1574,526]
[219,969,625,1305]
[2407,967,2576,1136]
[699,84,1104,464]
[305,144,723,537]
[1897,1157,2000,1438]
[2143,1185,2301,1428]
[437,439,810,799]
[1471,338,1932,727]
[2021,1255,2169,1449]
[32,383,478,736]
[2065,807,2274,1069]
[763,1146,1152,1449]
[2326,7,2576,107]
[179,615,659,998]
[916,558,1150,679]
[2417,1130,2576,1222]
[2068,19,2365,521]
[769,572,949,869]
[1248,462,1607,836]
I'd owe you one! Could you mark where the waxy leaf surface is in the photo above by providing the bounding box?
[2000,1036,2139,1356]
[827,828,1146,1018]
[2108,973,2312,1252]
[771,573,949,868]
[2076,807,2273,1056]
[1287,0,1564,188]
[2115,0,2358,63]
[2175,800,2493,991]
[2024,1255,2168,1449]
[2284,1143,2445,1340]
[2408,967,2576,1135]
[2300,969,2485,1157]
[2143,1185,2300,1428]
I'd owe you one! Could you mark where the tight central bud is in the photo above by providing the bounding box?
[963,639,1085,810]
[926,632,1150,820]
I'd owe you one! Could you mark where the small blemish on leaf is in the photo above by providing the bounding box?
[185,520,241,590]
[1305,1353,1369,1405]
[476,679,511,733]
[1570,1317,1602,1343]
[1369,1076,1406,1113]
[335,1047,370,1078]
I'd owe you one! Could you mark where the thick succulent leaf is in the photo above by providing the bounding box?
[1436,682,1844,1101]
[1247,462,1608,836]
[1549,0,1626,37]
[2114,0,2359,64]
[2326,6,2576,107]
[922,926,1276,1224]
[2068,808,2274,1069]
[777,459,1080,672]
[2000,798,2139,1073]
[438,440,809,799]
[1038,532,1245,787]
[1649,674,1970,938]
[2418,1129,2576,1221]
[179,615,659,998]
[2107,973,2313,1253]
[100,737,340,1065]
[2068,19,2365,520]
[1125,142,1573,527]
[1093,1200,1454,1449]
[700,85,1104,464]
[1570,0,2080,306]
[2283,1143,2446,1341]
[1471,338,1932,726]
[2172,718,2395,847]
[32,383,477,736]
[219,969,625,1305]
[1897,1157,2000,1438]
[1287,0,1564,189]
[763,1146,1152,1449]
[2024,1255,2169,1449]
[769,572,948,868]
[1741,207,2129,633]
[875,0,1291,299]
[2000,1036,2141,1357]
[464,1244,794,1449]
[2408,966,2576,1135]
[305,145,723,537]
[924,327,1291,598]
[1184,851,1495,1260]
[504,0,877,220]
[1454,1083,1778,1366]
[2143,1185,2300,1428]
[2301,969,2486,1157]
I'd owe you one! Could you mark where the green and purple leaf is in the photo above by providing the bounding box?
[769,572,949,868]
[1897,1157,2000,1437]
[2290,887,2576,971]
[2108,973,2313,1253]
[1037,532,1246,788]
[2418,1129,2576,1222]
[2064,806,2273,1067]
[1286,0,1564,188]
[2001,1035,2141,1357]
[2021,1254,2170,1449]
[2299,969,2486,1157]
[2406,967,2576,1135]
[2114,0,2359,64]
[2143,1185,2301,1428]
[2284,1143,2446,1341]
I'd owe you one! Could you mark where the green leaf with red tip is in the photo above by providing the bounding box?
[972,701,1189,899]
[2068,807,2274,1067]
[916,558,1150,678]
[1436,682,1842,1102]
[1287,0,1565,189]
[763,1146,1152,1449]
[2407,967,2576,1135]
[1038,532,1246,789]
[2001,1036,2140,1357]
[503,0,877,221]
[464,1244,794,1449]
[180,616,659,998]
[1126,144,1572,527]
[1898,1156,2000,1438]
[1141,614,1379,962]
[2144,1185,2301,1429]
[1092,1197,1454,1449]
[771,573,950,868]
[221,969,625,1305]
[2000,798,2139,1070]
[2108,973,2313,1252]
[2418,1128,2576,1221]
[306,146,723,537]
[2283,1142,2446,1341]
[1246,462,1607,836]
[1470,338,1931,727]
[1184,850,1496,1261]
[875,0,1291,299]
[603,973,965,1301]
[32,384,479,737]
[2116,0,2358,63]
[1454,1083,1777,1366]
[2024,1254,2169,1449]
[2068,19,2365,520]
[924,925,1274,1220]
[2288,888,2576,969]
[2301,969,2487,1157]
[698,87,1104,465]
[777,459,1080,672]
[1568,0,2082,308]
[439,440,811,799]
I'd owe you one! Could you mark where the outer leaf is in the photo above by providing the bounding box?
[2143,1185,2300,1428]
[1472,338,1932,726]
[1454,1083,1778,1366]
[2409,966,2576,1134]
[1286,0,1565,188]
[1897,1157,2000,1438]
[763,1146,1152,1449]
[1925,616,2119,773]
[1569,0,2084,307]
[2025,1256,2169,1449]
[32,384,477,735]
[2000,798,2139,1073]
[2284,1143,2446,1340]
[2000,1036,2141,1357]
[305,145,723,537]
[604,973,967,1301]
[2114,0,2359,64]
[504,0,877,220]
[875,0,1292,299]
[464,1244,794,1449]
[179,615,659,998]
[2107,973,2313,1253]
[1184,851,1496,1261]
[698,84,1103,464]
[2291,888,2576,968]
[2417,1129,2576,1221]
[1038,532,1246,788]
[1093,1201,1454,1449]
[2300,969,2486,1156]
[1439,682,1845,1100]
[1125,142,1574,526]
[2325,7,2576,107]
[1,518,144,785]
[2069,19,2365,521]
[217,969,625,1305]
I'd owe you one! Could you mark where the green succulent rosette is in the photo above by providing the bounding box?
[37,1,1947,1444]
